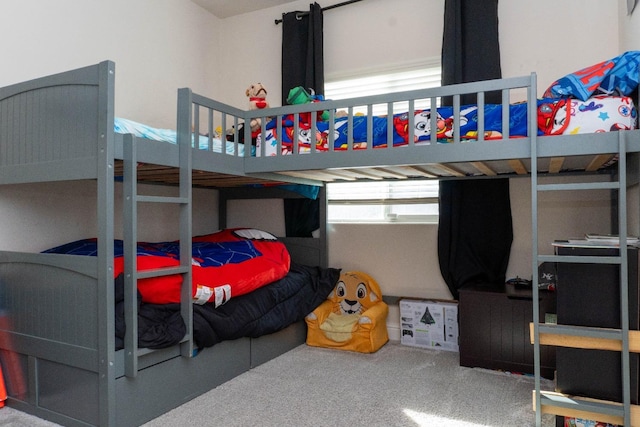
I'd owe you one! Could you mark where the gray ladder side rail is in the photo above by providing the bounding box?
[532,126,632,423]
[122,106,193,377]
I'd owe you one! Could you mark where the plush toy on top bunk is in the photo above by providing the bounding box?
[286,86,330,122]
[246,82,270,134]
[305,271,389,353]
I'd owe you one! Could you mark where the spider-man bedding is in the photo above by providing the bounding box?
[44,228,338,351]
[42,228,291,307]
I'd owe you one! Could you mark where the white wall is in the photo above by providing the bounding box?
[218,0,631,299]
[0,0,220,128]
[214,0,620,107]
[0,0,224,251]
[0,0,637,299]
[620,1,640,52]
[0,182,218,252]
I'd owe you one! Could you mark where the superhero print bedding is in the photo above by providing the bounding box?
[43,228,291,307]
[255,96,636,155]
[255,51,640,156]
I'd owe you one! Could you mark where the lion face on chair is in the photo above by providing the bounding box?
[331,271,381,315]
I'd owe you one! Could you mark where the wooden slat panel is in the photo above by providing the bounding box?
[549,157,565,173]
[428,163,465,177]
[343,169,385,180]
[309,169,357,181]
[470,161,497,176]
[387,165,438,178]
[586,154,615,172]
[371,167,411,179]
[507,159,528,175]
[278,170,338,181]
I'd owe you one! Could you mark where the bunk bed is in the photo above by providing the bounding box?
[0,59,639,427]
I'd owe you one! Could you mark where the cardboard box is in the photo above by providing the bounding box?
[399,299,459,352]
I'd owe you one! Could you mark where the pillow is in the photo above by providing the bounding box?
[543,51,640,101]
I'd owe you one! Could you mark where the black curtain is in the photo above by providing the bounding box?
[438,0,513,299]
[281,2,324,104]
[438,179,513,299]
[281,2,324,237]
[441,0,502,105]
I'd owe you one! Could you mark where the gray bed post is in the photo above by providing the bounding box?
[177,87,194,358]
[96,60,117,426]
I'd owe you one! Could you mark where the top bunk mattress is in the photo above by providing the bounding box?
[253,95,636,156]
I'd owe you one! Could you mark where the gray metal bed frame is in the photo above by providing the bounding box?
[0,60,639,426]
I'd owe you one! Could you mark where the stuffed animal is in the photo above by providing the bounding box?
[305,271,389,353]
[246,83,269,132]
[286,86,329,122]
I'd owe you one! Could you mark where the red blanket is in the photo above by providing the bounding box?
[44,228,291,306]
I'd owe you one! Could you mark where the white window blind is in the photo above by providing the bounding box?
[325,60,442,224]
[327,180,440,224]
[324,59,442,115]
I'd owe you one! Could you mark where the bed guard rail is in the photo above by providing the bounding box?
[178,74,538,163]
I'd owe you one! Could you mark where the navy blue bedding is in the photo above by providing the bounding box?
[192,262,340,348]
[114,263,339,350]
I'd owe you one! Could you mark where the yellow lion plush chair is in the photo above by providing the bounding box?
[305,271,389,353]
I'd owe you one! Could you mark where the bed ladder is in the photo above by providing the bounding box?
[532,131,633,426]
[122,131,193,378]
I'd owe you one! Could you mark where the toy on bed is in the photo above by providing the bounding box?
[305,271,389,353]
[286,86,329,122]
[246,82,270,134]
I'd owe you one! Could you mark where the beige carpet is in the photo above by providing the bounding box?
[143,342,555,427]
[0,342,556,427]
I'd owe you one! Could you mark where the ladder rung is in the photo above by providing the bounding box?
[539,392,626,422]
[532,322,639,352]
[538,323,623,341]
[538,254,621,264]
[137,266,190,279]
[538,181,620,191]
[136,195,190,204]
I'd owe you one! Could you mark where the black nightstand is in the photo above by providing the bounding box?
[458,283,556,379]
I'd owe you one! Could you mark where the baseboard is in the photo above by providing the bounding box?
[387,304,401,341]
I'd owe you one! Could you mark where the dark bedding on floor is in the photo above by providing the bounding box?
[192,262,340,348]
[114,263,339,350]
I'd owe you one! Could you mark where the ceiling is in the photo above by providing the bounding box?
[191,0,299,19]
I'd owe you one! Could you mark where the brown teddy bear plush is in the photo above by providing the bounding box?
[246,83,269,132]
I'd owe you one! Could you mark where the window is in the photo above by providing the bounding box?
[324,58,441,115]
[324,59,442,224]
[327,180,440,224]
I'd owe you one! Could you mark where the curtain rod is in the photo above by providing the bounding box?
[275,0,362,25]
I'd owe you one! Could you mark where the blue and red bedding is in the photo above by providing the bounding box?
[43,228,291,307]
[256,51,639,155]
[256,96,636,155]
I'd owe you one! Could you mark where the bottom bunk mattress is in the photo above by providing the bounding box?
[43,228,291,306]
[41,229,339,351]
